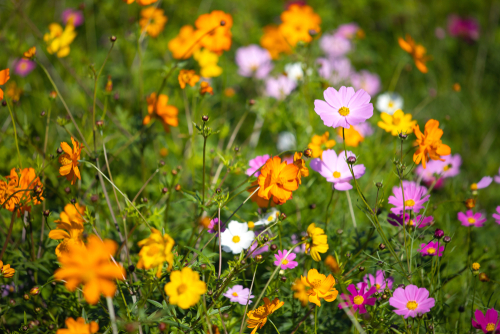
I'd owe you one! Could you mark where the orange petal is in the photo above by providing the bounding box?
[0,69,10,85]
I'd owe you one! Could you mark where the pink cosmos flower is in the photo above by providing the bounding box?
[320,33,352,58]
[14,59,36,77]
[246,154,270,177]
[223,285,254,305]
[416,154,462,187]
[458,210,487,227]
[472,308,499,333]
[274,250,298,270]
[235,45,273,79]
[447,14,480,41]
[351,70,381,96]
[471,176,492,191]
[207,218,226,235]
[389,285,435,318]
[356,270,394,293]
[310,149,365,191]
[314,86,374,129]
[418,240,444,257]
[388,182,430,215]
[334,23,360,39]
[494,168,500,184]
[492,206,500,225]
[338,283,377,314]
[317,57,352,86]
[387,213,434,229]
[265,75,297,100]
[248,239,269,257]
[62,9,84,27]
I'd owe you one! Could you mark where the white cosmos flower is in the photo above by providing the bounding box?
[254,208,280,227]
[376,92,403,115]
[221,221,255,254]
[277,131,296,152]
[285,62,312,83]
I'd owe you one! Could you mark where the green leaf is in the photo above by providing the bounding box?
[147,299,163,309]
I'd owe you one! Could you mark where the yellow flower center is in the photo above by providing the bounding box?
[409,220,415,226]
[177,283,187,295]
[232,236,241,243]
[255,306,267,316]
[282,259,289,265]
[472,263,480,270]
[427,247,436,254]
[486,323,495,331]
[393,117,401,126]
[338,106,350,116]
[333,171,341,178]
[248,221,255,229]
[471,183,478,190]
[232,292,239,297]
[388,101,394,108]
[443,165,450,171]
[468,218,476,224]
[405,199,415,207]
[267,215,275,222]
[353,296,364,305]
[406,301,418,310]
[375,284,381,290]
[311,279,322,288]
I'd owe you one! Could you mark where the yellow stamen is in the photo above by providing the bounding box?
[232,236,241,243]
[333,171,341,178]
[393,117,401,126]
[388,101,394,108]
[427,247,436,255]
[282,259,289,265]
[405,199,415,207]
[338,106,350,116]
[353,296,364,305]
[375,284,381,290]
[406,301,418,310]
[232,292,239,297]
[443,165,450,172]
[471,183,478,190]
[247,221,255,229]
[486,323,495,331]
[468,218,476,224]
[177,284,187,295]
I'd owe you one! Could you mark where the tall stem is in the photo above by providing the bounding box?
[324,187,335,231]
[106,296,118,334]
[6,102,22,168]
[0,210,16,260]
[202,136,207,206]
[346,190,357,228]
[217,205,222,279]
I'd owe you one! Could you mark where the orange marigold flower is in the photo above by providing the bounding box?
[279,4,321,47]
[293,152,309,184]
[144,93,179,131]
[49,203,86,257]
[0,68,11,100]
[413,119,451,169]
[246,297,284,334]
[248,180,276,208]
[398,34,431,73]
[200,81,214,96]
[139,7,167,38]
[260,25,291,60]
[257,156,300,205]
[54,235,126,305]
[337,126,365,147]
[168,25,203,59]
[301,268,338,306]
[59,137,83,185]
[57,317,98,334]
[195,10,233,55]
[23,46,36,59]
[308,132,335,158]
[0,261,15,278]
[178,70,200,89]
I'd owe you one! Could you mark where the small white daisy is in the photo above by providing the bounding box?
[221,221,255,254]
[376,92,403,115]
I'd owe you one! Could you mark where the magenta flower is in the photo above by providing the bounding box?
[265,75,297,100]
[471,176,492,190]
[314,86,374,129]
[458,210,487,227]
[235,45,273,79]
[248,239,269,257]
[320,33,352,58]
[334,23,360,39]
[62,9,84,27]
[246,154,270,177]
[274,250,298,270]
[351,70,381,96]
[338,283,376,314]
[207,218,226,235]
[418,240,444,257]
[389,285,435,318]
[317,57,352,86]
[310,149,365,191]
[494,168,500,184]
[447,14,480,41]
[472,308,499,333]
[14,59,36,77]
[356,270,394,293]
[387,213,434,229]
[388,182,430,215]
[492,206,500,225]
[223,285,254,305]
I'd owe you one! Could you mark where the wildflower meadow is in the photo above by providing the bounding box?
[1,0,500,333]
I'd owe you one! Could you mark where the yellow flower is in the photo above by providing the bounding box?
[279,4,321,47]
[472,262,480,271]
[48,203,86,256]
[44,23,77,58]
[0,261,15,278]
[304,223,328,261]
[123,0,157,5]
[59,137,83,185]
[293,152,309,184]
[308,132,335,158]
[194,49,222,78]
[337,126,364,147]
[54,235,126,305]
[324,255,341,274]
[56,317,98,334]
[165,267,207,309]
[139,7,167,38]
[291,279,309,307]
[300,268,338,306]
[178,69,200,89]
[246,297,284,334]
[377,109,417,136]
[137,228,175,277]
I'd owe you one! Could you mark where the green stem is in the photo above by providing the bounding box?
[324,187,335,231]
[314,305,318,334]
[6,101,22,168]
[269,318,281,334]
[106,296,118,334]
[346,190,357,228]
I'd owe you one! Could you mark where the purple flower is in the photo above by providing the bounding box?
[1,282,17,297]
[351,70,381,96]
[356,270,394,293]
[416,154,462,185]
[246,154,270,177]
[418,240,444,257]
[248,239,269,258]
[492,206,500,225]
[310,149,365,191]
[472,308,499,333]
[223,285,254,305]
[62,9,84,27]
[317,57,352,86]
[334,23,360,39]
[447,14,480,41]
[388,182,430,215]
[389,285,435,318]
[354,122,374,137]
[274,250,298,270]
[207,218,226,235]
[387,213,434,229]
[291,234,306,253]
[338,283,377,314]
[314,86,374,129]
[494,168,500,184]
[235,45,273,79]
[265,75,297,100]
[320,33,352,58]
[458,210,487,227]
[14,59,36,77]
[471,176,492,190]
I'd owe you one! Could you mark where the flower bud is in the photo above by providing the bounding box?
[248,99,255,106]
[303,148,313,158]
[110,36,117,42]
[220,20,226,26]
[465,198,476,209]
[458,305,465,312]
[162,187,168,194]
[263,236,269,242]
[379,243,386,250]
[279,213,287,220]
[398,132,408,140]
[345,252,351,259]
[347,156,356,164]
[35,307,41,313]
[381,294,388,300]
[443,236,451,243]
[280,276,287,282]
[91,194,98,203]
[158,323,167,331]
[200,264,207,270]
[255,255,263,262]
[398,284,405,289]
[472,262,480,271]
[70,198,76,204]
[434,229,444,239]
[128,265,135,273]
[2,101,7,107]
[23,294,30,300]
[175,184,181,191]
[234,146,240,152]
[479,273,489,282]
[359,266,365,272]
[308,29,317,36]
[49,91,57,99]
[309,204,316,209]
[64,187,71,194]
[376,182,383,188]
[96,120,104,127]
[270,244,277,251]
[30,286,40,296]
[202,115,209,122]
[40,111,46,117]
[9,299,15,306]
[336,229,343,235]
[57,147,63,154]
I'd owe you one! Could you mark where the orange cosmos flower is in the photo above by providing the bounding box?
[0,68,10,100]
[195,10,233,54]
[337,126,365,147]
[123,0,157,4]
[279,4,321,47]
[139,7,168,38]
[178,70,200,89]
[0,168,44,215]
[398,34,431,73]
[246,297,284,334]
[144,93,179,131]
[300,269,338,306]
[23,47,36,59]
[49,203,86,257]
[293,152,309,184]
[413,119,451,169]
[168,25,203,59]
[257,156,300,205]
[260,25,291,59]
[57,317,98,334]
[54,235,126,305]
[308,132,335,158]
[0,261,15,278]
[59,137,83,185]
[291,279,309,306]
[248,180,276,208]
[200,81,214,96]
